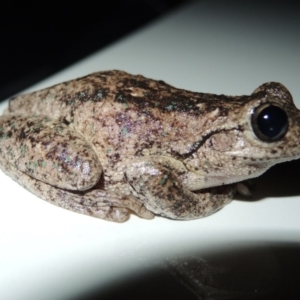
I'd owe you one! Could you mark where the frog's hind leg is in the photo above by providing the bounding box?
[0,115,153,222]
[0,154,153,222]
[0,114,102,191]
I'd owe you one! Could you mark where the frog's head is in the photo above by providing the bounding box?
[239,82,300,163]
[186,82,300,188]
[250,82,299,143]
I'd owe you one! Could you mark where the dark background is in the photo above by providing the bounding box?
[0,0,189,102]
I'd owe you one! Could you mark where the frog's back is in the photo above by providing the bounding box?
[7,71,123,121]
[66,71,247,160]
[8,70,241,120]
[7,70,246,160]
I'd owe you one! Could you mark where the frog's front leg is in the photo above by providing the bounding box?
[125,156,234,220]
[0,115,153,222]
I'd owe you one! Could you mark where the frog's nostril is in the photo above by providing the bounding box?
[251,104,288,142]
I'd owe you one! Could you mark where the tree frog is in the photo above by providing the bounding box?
[0,70,299,222]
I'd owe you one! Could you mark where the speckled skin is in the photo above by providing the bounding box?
[0,70,300,222]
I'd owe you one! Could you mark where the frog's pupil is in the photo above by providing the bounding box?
[256,105,288,141]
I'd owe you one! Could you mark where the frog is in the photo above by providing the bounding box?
[0,70,299,222]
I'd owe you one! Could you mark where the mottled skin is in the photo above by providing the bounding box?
[0,70,300,222]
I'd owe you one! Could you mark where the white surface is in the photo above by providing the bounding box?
[1,1,300,299]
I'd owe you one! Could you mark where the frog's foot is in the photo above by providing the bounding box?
[37,179,154,222]
[125,157,234,220]
[0,155,153,222]
[66,189,155,222]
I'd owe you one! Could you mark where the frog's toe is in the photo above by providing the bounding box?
[235,181,253,197]
[89,206,130,222]
[102,206,154,222]
[135,205,155,220]
[106,207,130,222]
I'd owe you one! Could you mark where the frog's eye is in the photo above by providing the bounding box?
[251,104,288,142]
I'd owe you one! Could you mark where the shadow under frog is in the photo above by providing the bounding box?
[0,70,300,222]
